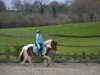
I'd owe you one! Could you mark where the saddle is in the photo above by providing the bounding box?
[33,43,46,56]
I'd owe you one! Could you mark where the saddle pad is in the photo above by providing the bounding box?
[33,46,46,55]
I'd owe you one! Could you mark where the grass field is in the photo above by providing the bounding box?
[0,22,100,55]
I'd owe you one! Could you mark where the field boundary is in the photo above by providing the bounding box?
[0,53,100,63]
[1,33,100,38]
[0,33,100,62]
[0,53,99,57]
[49,34,100,38]
[0,44,100,47]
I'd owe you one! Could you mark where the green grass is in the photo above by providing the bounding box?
[0,22,100,55]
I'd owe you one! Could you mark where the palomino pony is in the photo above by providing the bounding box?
[18,39,57,66]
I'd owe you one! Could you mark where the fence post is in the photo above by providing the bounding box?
[97,50,100,60]
[5,47,10,60]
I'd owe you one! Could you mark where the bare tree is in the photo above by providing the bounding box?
[0,0,6,28]
[33,0,48,15]
[50,1,59,18]
[0,0,6,12]
[70,0,100,22]
[65,0,75,6]
[21,0,32,13]
[11,0,22,11]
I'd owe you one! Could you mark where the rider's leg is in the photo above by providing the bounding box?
[39,43,43,56]
[37,44,40,55]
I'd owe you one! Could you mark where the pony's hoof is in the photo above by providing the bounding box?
[48,59,52,64]
[45,64,49,67]
[30,64,33,66]
[21,63,24,65]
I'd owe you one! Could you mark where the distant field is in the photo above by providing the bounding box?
[0,22,100,55]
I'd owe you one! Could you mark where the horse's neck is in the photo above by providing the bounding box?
[45,44,51,48]
[44,40,52,48]
[45,47,51,55]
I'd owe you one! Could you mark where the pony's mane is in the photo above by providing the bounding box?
[44,39,52,44]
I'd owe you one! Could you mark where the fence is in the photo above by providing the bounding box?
[1,33,100,38]
[0,33,100,63]
[0,52,100,63]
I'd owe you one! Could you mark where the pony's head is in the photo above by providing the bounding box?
[44,39,57,52]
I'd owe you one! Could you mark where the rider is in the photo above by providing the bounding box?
[36,30,43,56]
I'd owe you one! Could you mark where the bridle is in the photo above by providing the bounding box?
[50,41,57,52]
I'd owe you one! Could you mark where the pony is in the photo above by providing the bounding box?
[18,39,57,66]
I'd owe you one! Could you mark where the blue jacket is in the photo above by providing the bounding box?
[36,34,43,44]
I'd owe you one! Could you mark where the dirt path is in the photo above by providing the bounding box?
[0,63,100,75]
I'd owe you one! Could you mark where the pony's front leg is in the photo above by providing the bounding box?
[44,59,48,66]
[43,55,51,60]
[43,55,52,66]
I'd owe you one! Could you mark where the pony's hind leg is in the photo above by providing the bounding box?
[28,56,33,66]
[22,55,28,65]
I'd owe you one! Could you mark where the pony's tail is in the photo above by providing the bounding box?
[18,47,25,61]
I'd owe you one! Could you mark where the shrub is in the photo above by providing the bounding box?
[0,12,70,28]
